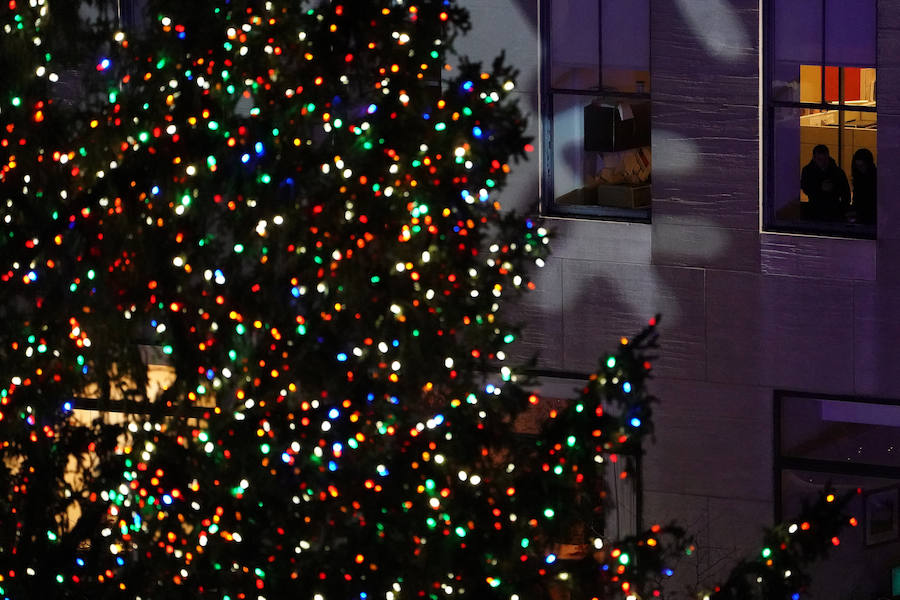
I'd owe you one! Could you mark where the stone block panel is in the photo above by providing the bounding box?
[651,103,759,231]
[561,260,706,380]
[652,223,761,272]
[852,281,900,398]
[643,379,773,502]
[706,270,855,393]
[651,0,758,101]
[505,256,565,370]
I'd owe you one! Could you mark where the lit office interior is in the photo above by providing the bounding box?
[768,0,876,235]
[772,66,876,224]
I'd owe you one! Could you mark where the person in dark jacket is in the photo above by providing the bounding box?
[800,144,850,221]
[850,147,876,225]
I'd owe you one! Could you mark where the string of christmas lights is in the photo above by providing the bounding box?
[0,2,854,599]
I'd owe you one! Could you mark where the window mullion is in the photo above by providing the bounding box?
[597,0,603,92]
[838,67,844,170]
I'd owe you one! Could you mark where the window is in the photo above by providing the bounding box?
[765,0,877,238]
[540,0,650,220]
[516,377,641,545]
[775,391,900,598]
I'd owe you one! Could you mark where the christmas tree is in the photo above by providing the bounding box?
[0,1,855,599]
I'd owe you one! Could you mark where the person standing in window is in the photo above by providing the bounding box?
[800,144,851,221]
[850,148,877,225]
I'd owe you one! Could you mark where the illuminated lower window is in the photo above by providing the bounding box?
[776,391,900,598]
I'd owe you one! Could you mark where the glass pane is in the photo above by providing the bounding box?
[799,109,853,220]
[552,94,590,202]
[551,0,599,90]
[601,0,649,93]
[772,0,822,101]
[774,63,821,104]
[772,60,801,102]
[601,69,650,94]
[776,106,850,221]
[844,105,877,224]
[772,106,805,220]
[551,94,651,211]
[781,470,900,600]
[781,396,900,468]
[774,0,822,65]
[799,64,822,103]
[824,65,840,103]
[845,66,877,105]
[825,0,876,66]
[842,67,877,225]
[860,67,876,103]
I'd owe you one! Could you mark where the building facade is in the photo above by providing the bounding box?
[459,1,900,596]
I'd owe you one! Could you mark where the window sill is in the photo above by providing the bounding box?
[542,204,651,224]
[764,220,876,241]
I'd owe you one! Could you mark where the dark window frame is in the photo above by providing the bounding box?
[538,0,651,223]
[763,0,878,240]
